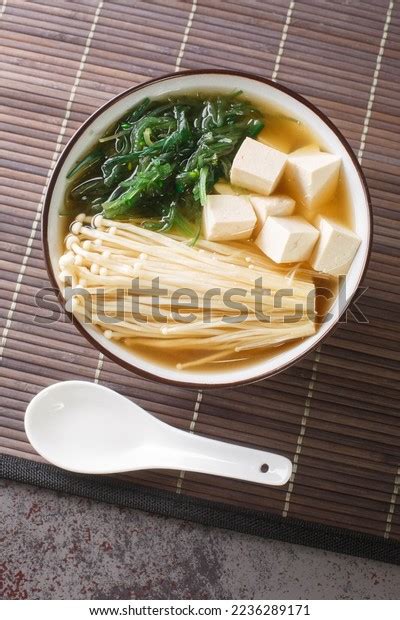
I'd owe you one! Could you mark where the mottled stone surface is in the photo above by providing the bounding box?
[1,479,399,600]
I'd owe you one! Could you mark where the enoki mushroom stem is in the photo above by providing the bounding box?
[59,216,329,370]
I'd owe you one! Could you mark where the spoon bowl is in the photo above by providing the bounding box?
[25,381,292,485]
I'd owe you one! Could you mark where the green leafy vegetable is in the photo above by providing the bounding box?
[65,92,264,238]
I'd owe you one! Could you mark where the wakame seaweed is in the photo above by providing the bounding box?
[65,93,264,233]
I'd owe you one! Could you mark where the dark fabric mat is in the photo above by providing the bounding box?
[2,455,400,566]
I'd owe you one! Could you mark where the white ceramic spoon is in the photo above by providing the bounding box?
[24,381,292,486]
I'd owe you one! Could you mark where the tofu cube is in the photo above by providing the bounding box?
[310,216,361,275]
[230,137,287,195]
[290,144,320,156]
[286,151,341,209]
[202,195,257,241]
[249,195,296,235]
[256,216,319,264]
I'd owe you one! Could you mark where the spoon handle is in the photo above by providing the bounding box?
[151,427,292,486]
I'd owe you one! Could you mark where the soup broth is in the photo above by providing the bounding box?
[61,93,353,374]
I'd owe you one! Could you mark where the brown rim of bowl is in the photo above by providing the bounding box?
[42,69,373,391]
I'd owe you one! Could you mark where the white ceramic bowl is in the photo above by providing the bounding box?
[43,70,372,388]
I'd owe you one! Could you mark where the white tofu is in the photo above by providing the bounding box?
[230,137,287,195]
[286,151,341,209]
[213,180,238,195]
[290,144,320,156]
[256,216,319,264]
[202,195,256,241]
[310,216,361,275]
[249,195,296,235]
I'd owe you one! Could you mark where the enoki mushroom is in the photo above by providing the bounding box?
[59,215,320,370]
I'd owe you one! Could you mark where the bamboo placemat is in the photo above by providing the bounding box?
[1,0,400,563]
